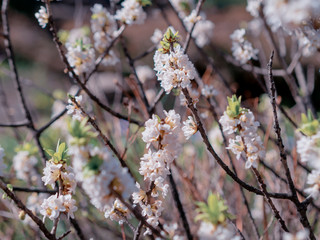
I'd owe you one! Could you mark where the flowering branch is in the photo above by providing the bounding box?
[0,179,55,240]
[267,51,316,239]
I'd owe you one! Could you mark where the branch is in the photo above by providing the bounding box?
[267,51,315,239]
[168,170,193,240]
[0,179,55,240]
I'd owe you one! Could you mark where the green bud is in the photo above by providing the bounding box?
[226,95,243,118]
[298,110,319,136]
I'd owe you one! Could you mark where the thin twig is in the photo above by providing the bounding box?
[267,51,315,239]
[168,170,193,240]
[0,179,55,240]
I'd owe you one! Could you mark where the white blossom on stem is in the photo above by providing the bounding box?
[35,6,49,28]
[182,116,197,140]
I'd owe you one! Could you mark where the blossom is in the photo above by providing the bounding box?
[297,131,320,170]
[13,151,38,181]
[246,0,262,18]
[66,95,83,121]
[219,97,265,169]
[184,11,214,47]
[197,222,240,240]
[201,84,218,98]
[90,4,116,34]
[115,0,147,25]
[283,229,309,240]
[136,65,154,83]
[61,194,78,219]
[305,170,320,199]
[40,194,65,221]
[42,161,63,188]
[151,28,163,45]
[66,42,95,76]
[154,45,196,94]
[35,6,49,28]
[182,116,197,140]
[105,199,131,224]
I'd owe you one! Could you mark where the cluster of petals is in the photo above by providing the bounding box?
[283,229,309,240]
[35,6,49,28]
[184,10,215,47]
[13,151,38,181]
[263,0,320,33]
[182,116,197,140]
[90,4,119,66]
[66,41,95,76]
[68,142,136,219]
[154,44,196,94]
[133,109,183,234]
[115,0,146,25]
[230,28,258,64]
[201,84,218,98]
[66,95,83,121]
[197,221,240,240]
[42,161,76,194]
[104,199,131,224]
[219,108,265,168]
[40,193,77,221]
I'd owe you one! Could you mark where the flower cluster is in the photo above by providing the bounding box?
[66,40,95,76]
[182,116,197,140]
[13,143,39,182]
[230,28,259,64]
[133,109,182,235]
[297,111,320,199]
[219,95,265,168]
[66,95,83,121]
[115,0,149,25]
[90,4,119,66]
[184,10,215,47]
[154,28,196,94]
[67,119,135,222]
[40,142,77,221]
[35,6,49,28]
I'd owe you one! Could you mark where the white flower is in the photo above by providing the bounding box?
[297,131,320,169]
[13,151,38,181]
[151,28,163,45]
[197,222,240,240]
[40,194,65,221]
[136,65,154,83]
[182,116,197,140]
[115,0,146,25]
[246,0,262,18]
[42,162,62,188]
[184,11,214,47]
[66,95,83,121]
[283,229,309,240]
[220,106,265,169]
[90,4,117,34]
[305,170,320,199]
[61,194,78,219]
[35,6,48,28]
[230,29,246,43]
[105,199,130,224]
[201,84,218,98]
[154,44,196,94]
[66,42,95,76]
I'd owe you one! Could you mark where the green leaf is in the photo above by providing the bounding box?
[195,192,234,227]
[298,110,319,136]
[45,149,55,157]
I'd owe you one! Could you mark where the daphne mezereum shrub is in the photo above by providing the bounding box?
[1,0,320,239]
